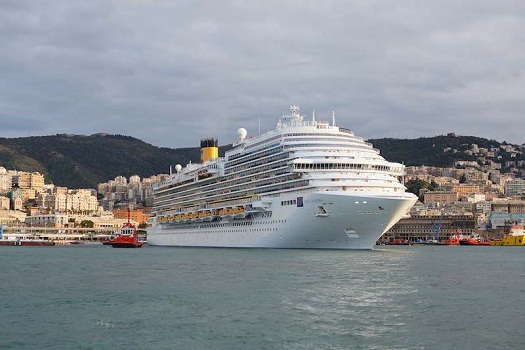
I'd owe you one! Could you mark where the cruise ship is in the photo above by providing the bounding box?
[148,105,417,249]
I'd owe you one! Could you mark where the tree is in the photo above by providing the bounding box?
[405,178,433,201]
[80,220,94,228]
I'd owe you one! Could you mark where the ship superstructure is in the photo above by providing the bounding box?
[148,105,417,249]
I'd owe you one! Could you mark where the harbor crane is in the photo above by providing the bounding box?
[431,209,444,242]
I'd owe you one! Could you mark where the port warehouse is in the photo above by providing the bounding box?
[379,212,525,244]
[378,214,476,244]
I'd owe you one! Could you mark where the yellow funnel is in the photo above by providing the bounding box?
[200,138,218,163]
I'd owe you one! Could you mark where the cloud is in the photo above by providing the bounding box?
[0,0,524,148]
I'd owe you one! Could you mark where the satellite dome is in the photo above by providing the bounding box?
[237,128,247,140]
[175,164,182,173]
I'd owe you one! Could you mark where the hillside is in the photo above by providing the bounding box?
[0,133,522,189]
[0,134,228,188]
[368,135,504,167]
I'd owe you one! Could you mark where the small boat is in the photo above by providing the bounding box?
[101,237,114,245]
[109,209,144,248]
[440,238,460,245]
[441,234,461,245]
[459,235,490,246]
[0,239,55,246]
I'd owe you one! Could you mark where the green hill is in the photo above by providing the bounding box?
[0,134,229,188]
[0,133,521,189]
[368,135,504,167]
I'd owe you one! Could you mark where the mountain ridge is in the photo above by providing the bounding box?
[0,133,522,188]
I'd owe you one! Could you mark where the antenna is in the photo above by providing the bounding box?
[332,111,336,126]
[312,110,315,122]
[258,116,261,135]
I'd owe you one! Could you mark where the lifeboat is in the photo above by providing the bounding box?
[202,211,214,221]
[234,207,246,218]
[223,208,235,219]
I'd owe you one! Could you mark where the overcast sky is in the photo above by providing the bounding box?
[1,0,524,148]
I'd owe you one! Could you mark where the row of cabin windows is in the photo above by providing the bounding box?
[198,228,279,234]
[226,144,282,165]
[294,163,399,172]
[156,178,308,211]
[156,158,289,204]
[283,143,374,152]
[281,199,297,206]
[225,152,289,175]
[240,132,363,154]
[162,173,300,207]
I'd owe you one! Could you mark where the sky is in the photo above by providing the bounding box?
[1,0,524,148]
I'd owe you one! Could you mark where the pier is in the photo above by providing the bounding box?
[1,226,118,244]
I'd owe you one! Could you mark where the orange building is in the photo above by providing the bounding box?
[113,209,150,224]
[443,184,481,198]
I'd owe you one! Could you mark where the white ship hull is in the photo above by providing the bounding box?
[148,192,417,250]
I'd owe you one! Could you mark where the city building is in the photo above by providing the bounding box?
[112,208,150,225]
[25,214,69,228]
[0,195,9,210]
[504,179,525,196]
[39,188,98,213]
[0,167,12,193]
[424,191,457,206]
[380,214,476,244]
[11,171,44,191]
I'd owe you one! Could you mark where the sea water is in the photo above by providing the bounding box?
[0,245,523,349]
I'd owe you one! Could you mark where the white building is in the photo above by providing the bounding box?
[25,214,69,228]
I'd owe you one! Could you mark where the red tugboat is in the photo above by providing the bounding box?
[459,235,490,246]
[109,209,144,248]
[441,230,462,245]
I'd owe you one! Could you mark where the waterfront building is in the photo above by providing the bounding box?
[488,212,525,229]
[88,216,138,229]
[0,209,27,225]
[380,213,476,244]
[25,214,69,228]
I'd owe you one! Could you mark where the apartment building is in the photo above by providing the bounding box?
[40,188,98,213]
[0,167,12,193]
[504,179,525,196]
[11,171,44,191]
[112,208,150,224]
[423,191,457,206]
